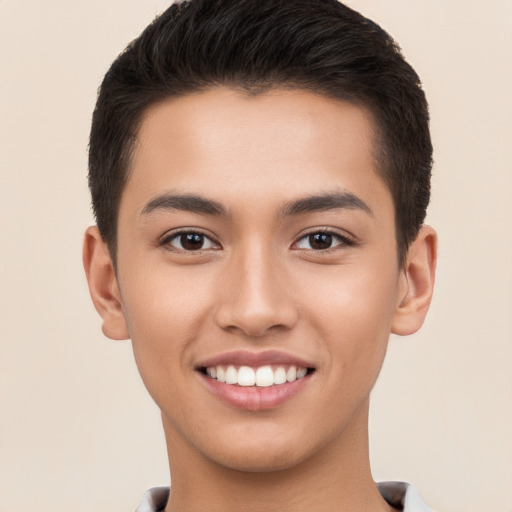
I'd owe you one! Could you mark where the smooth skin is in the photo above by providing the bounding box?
[84,88,436,512]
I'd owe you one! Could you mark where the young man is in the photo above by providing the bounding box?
[83,0,437,510]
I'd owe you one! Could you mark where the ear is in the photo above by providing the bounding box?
[391,225,437,336]
[82,226,130,340]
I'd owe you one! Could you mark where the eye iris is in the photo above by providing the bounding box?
[181,233,204,250]
[309,233,333,250]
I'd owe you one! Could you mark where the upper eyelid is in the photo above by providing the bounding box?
[295,227,355,242]
[160,227,216,242]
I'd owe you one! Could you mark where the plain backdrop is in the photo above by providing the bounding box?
[1,1,511,511]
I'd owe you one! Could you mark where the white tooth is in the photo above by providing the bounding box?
[256,366,274,387]
[210,366,217,378]
[238,366,256,386]
[216,366,226,383]
[297,367,307,379]
[273,366,287,385]
[286,366,297,382]
[225,365,238,385]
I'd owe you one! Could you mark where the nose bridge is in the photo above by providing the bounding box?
[214,237,298,337]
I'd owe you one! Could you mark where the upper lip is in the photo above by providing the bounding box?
[196,350,315,369]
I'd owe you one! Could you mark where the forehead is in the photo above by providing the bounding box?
[123,87,390,216]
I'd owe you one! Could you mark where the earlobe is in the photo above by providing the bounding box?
[391,226,437,336]
[82,226,130,340]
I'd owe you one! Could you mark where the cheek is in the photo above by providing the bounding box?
[118,264,214,404]
[120,257,214,338]
[300,263,399,386]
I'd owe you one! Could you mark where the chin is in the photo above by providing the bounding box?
[199,428,319,473]
[216,446,312,474]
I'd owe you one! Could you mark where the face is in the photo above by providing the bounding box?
[113,88,407,472]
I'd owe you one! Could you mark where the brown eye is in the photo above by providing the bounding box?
[180,233,206,250]
[294,230,353,251]
[308,233,333,250]
[163,231,218,251]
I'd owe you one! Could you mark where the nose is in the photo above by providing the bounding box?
[214,243,299,338]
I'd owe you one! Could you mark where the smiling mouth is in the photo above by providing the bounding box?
[200,365,314,388]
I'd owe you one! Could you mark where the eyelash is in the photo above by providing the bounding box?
[293,229,356,252]
[159,228,356,253]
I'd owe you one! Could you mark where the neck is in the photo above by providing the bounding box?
[162,400,394,512]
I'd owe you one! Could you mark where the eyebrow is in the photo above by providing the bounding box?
[140,190,373,218]
[141,193,227,216]
[280,191,373,217]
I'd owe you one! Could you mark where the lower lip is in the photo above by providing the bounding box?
[198,372,312,411]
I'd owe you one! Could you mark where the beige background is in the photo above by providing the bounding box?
[1,1,511,511]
